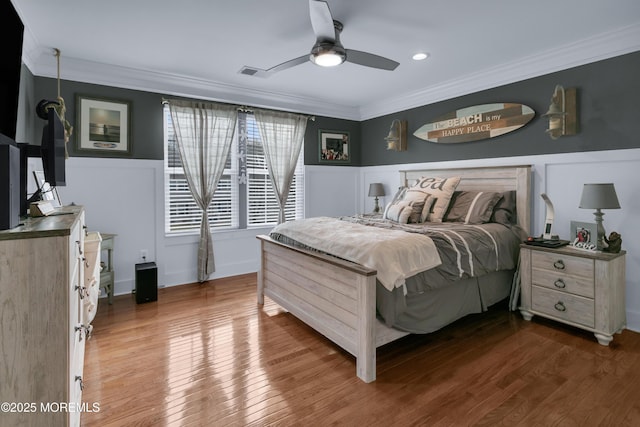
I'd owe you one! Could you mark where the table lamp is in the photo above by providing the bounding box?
[368,183,385,214]
[579,183,620,250]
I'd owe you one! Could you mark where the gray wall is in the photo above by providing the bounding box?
[360,51,640,166]
[32,78,360,164]
[304,116,361,165]
[31,51,639,165]
[33,79,165,159]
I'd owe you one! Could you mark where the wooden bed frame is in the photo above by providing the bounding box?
[257,165,532,382]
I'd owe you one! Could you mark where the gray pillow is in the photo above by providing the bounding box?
[444,191,502,224]
[490,191,517,225]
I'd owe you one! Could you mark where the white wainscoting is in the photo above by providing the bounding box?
[305,165,361,217]
[40,150,638,331]
[46,159,361,297]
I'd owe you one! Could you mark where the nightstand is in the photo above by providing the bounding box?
[519,244,626,346]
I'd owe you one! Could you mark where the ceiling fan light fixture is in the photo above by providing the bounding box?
[310,43,346,67]
[412,52,429,61]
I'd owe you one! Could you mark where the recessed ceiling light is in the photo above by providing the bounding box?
[412,52,429,61]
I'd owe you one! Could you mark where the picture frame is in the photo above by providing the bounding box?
[76,95,131,155]
[319,130,350,163]
[569,220,598,250]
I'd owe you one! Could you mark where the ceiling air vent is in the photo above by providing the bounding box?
[238,66,269,78]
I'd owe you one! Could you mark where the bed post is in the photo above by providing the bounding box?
[515,166,532,235]
[257,238,265,305]
[356,274,377,383]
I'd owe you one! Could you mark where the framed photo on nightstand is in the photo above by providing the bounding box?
[569,220,597,250]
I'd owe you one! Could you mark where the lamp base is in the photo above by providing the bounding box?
[373,197,381,214]
[593,209,606,251]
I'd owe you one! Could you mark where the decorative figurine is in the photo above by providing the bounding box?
[604,231,622,253]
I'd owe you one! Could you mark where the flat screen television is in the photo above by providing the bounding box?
[0,1,24,141]
[40,107,66,187]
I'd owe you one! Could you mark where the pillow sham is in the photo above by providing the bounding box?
[444,191,502,224]
[383,186,407,218]
[409,176,461,222]
[401,189,435,223]
[490,191,517,225]
[383,199,413,224]
[388,186,407,205]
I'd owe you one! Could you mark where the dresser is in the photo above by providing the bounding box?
[519,244,626,345]
[0,206,91,426]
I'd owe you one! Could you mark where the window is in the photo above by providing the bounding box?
[243,113,305,227]
[164,107,304,234]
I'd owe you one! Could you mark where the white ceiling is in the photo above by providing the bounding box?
[12,0,640,120]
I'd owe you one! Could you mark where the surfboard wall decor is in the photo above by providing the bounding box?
[413,103,535,143]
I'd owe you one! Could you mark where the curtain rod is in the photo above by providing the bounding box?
[162,97,315,121]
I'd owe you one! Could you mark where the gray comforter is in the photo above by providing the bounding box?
[270,214,525,330]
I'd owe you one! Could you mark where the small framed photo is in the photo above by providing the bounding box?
[76,95,131,155]
[569,220,598,250]
[319,130,350,163]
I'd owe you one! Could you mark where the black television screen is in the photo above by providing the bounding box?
[0,1,24,140]
[41,108,66,187]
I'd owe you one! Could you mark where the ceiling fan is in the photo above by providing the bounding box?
[240,0,399,77]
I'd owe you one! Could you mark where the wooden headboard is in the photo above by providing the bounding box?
[400,165,532,234]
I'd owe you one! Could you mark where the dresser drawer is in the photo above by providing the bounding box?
[531,268,594,298]
[531,250,594,279]
[532,285,595,328]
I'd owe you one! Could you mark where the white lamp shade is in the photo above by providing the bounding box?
[368,183,385,197]
[579,183,620,209]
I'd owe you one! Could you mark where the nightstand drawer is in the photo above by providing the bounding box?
[531,268,594,298]
[532,251,593,279]
[532,286,595,328]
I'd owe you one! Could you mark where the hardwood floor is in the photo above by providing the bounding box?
[82,273,640,426]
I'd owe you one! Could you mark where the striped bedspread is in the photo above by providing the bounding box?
[338,215,523,284]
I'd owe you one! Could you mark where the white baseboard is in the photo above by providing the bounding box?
[626,310,640,333]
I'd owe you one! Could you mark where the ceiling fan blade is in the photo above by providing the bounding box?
[266,55,310,74]
[345,49,399,71]
[309,0,336,42]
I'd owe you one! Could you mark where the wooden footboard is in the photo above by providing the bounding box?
[257,235,395,382]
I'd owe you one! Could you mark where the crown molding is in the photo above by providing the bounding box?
[23,23,640,122]
[25,50,361,121]
[358,23,640,120]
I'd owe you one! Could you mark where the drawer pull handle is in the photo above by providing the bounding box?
[553,260,565,270]
[75,326,83,341]
[75,285,86,299]
[75,376,84,391]
[84,324,93,340]
[554,301,566,312]
[554,279,566,289]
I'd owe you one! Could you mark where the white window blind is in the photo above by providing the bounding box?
[164,108,304,234]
